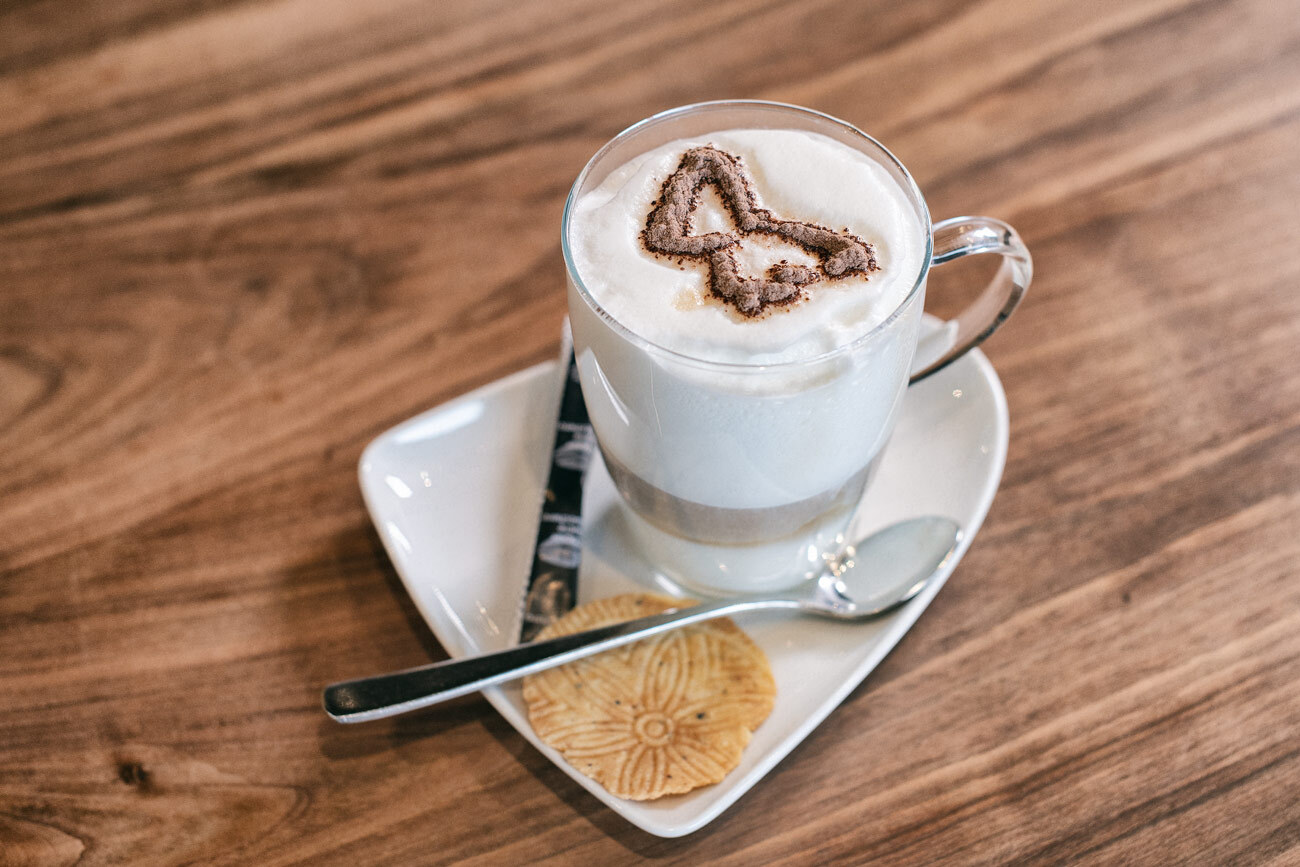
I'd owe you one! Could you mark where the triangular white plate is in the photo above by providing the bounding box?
[357,329,1007,837]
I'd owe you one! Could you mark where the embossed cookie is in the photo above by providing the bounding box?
[522,593,776,801]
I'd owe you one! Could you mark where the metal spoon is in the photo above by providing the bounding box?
[323,516,961,723]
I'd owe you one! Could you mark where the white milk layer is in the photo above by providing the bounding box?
[569,128,927,364]
[567,126,927,515]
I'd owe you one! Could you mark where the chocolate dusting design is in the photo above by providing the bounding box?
[642,145,878,316]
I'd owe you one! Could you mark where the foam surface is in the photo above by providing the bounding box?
[569,128,927,364]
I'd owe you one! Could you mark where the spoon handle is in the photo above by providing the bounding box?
[323,597,792,723]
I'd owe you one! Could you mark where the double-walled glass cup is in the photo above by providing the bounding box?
[563,101,1031,594]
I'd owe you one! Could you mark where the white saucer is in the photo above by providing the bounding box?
[358,335,1008,838]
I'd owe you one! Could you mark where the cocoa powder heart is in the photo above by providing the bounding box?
[641,145,877,316]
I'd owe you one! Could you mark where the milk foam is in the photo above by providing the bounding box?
[569,128,927,364]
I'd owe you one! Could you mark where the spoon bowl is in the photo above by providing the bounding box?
[325,516,962,723]
[811,515,962,617]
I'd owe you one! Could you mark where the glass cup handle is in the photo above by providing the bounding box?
[908,216,1033,384]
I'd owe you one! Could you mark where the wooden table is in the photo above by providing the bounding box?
[3,0,1298,863]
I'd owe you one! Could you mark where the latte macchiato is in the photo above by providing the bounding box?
[564,104,937,592]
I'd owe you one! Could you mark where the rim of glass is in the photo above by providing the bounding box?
[561,100,935,371]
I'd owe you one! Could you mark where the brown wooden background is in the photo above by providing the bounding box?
[2,0,1299,863]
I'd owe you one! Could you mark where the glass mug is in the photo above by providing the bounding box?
[562,101,1031,594]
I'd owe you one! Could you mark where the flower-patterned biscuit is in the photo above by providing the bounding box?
[522,593,776,800]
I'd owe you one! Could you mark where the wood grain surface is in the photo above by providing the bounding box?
[2,0,1299,863]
